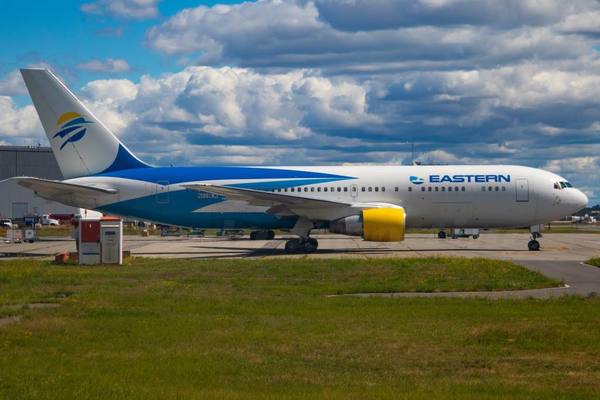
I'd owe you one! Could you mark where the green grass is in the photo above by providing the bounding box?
[586,257,600,267]
[0,257,598,399]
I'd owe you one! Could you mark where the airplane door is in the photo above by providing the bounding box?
[351,184,358,199]
[155,181,170,204]
[515,178,529,202]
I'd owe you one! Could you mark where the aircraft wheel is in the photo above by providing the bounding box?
[250,231,257,240]
[285,238,302,254]
[472,234,479,239]
[528,239,540,251]
[437,231,446,239]
[303,238,318,253]
[267,230,275,240]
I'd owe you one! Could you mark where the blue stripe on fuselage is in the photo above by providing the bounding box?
[95,166,354,185]
[100,144,150,174]
[97,189,298,229]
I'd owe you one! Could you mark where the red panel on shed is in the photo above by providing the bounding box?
[81,221,100,243]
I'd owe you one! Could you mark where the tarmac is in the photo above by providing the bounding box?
[1,232,599,298]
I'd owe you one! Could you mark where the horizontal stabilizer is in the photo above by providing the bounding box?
[6,177,118,208]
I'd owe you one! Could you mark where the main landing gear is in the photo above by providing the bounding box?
[284,217,318,254]
[528,225,543,251]
[249,230,275,240]
[284,237,319,254]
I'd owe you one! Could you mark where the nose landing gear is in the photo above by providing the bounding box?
[528,225,543,251]
[527,237,540,251]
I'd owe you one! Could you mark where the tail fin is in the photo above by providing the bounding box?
[20,68,149,179]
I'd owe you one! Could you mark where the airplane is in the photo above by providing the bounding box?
[4,68,588,253]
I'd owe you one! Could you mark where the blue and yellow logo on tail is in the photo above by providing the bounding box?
[53,112,93,150]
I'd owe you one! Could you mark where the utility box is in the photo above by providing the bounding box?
[100,217,123,264]
[79,218,101,264]
[78,216,123,265]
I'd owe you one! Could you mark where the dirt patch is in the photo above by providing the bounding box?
[0,316,22,327]
[26,303,61,309]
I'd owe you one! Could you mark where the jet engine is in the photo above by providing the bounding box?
[329,207,406,242]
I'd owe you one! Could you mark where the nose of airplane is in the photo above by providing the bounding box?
[573,189,588,211]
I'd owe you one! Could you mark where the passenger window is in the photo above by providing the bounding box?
[502,186,506,191]
[441,187,446,192]
[421,187,425,192]
[495,186,499,191]
[395,187,399,192]
[361,187,366,192]
[284,188,288,192]
[337,187,341,192]
[382,187,385,192]
[408,187,412,192]
[324,187,328,192]
[488,186,493,191]
[303,187,308,192]
[368,187,373,192]
[310,187,315,192]
[461,187,465,191]
[343,187,348,192]
[375,187,379,192]
[428,187,432,192]
[317,187,321,192]
[331,187,335,192]
[435,187,439,192]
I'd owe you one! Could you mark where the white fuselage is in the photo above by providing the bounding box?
[66,164,588,229]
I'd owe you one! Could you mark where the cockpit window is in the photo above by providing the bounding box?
[556,181,573,189]
[560,181,573,189]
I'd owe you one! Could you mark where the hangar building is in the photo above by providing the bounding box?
[0,146,76,219]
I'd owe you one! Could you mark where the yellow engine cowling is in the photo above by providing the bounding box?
[362,208,406,242]
[329,207,406,242]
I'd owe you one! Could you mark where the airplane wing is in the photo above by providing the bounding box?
[183,184,346,208]
[182,184,401,221]
[6,177,118,208]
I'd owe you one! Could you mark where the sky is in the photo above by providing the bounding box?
[0,0,599,204]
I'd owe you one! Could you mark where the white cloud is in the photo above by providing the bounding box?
[545,157,600,174]
[417,150,461,164]
[124,66,375,141]
[76,59,131,73]
[0,70,26,96]
[81,79,138,134]
[315,0,574,31]
[145,0,596,72]
[558,11,600,34]
[81,0,159,20]
[0,97,42,139]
